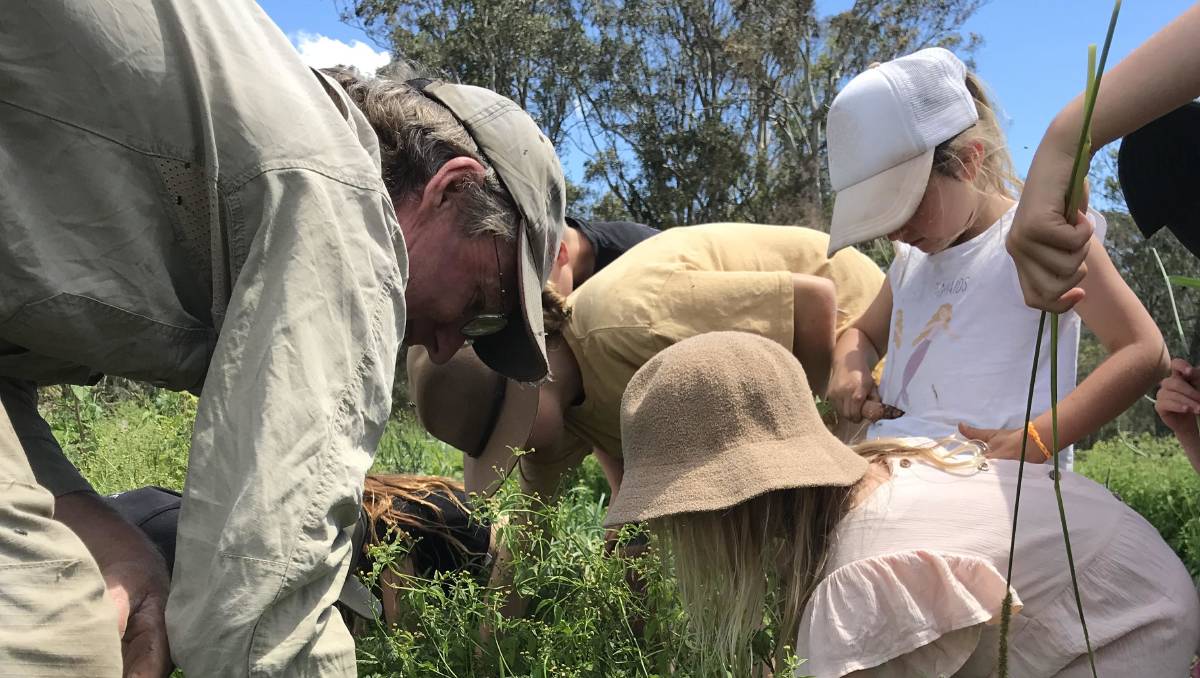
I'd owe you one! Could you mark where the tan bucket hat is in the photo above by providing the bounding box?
[406,346,540,496]
[409,80,567,382]
[603,332,869,527]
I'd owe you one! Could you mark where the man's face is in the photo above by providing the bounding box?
[401,207,519,365]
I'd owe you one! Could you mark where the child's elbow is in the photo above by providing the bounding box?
[1149,340,1171,380]
[1133,326,1170,383]
[792,275,838,327]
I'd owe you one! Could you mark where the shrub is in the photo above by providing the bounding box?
[354,480,804,677]
[41,381,194,494]
[1075,433,1200,577]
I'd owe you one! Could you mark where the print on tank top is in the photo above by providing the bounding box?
[869,206,1106,469]
[896,303,955,410]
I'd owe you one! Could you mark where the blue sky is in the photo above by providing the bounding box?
[260,0,1194,184]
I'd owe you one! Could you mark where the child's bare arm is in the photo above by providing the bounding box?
[967,238,1167,461]
[792,274,838,397]
[1009,4,1200,313]
[1035,235,1168,450]
[828,281,892,422]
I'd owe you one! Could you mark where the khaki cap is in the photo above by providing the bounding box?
[604,332,868,527]
[414,80,566,382]
[406,346,539,496]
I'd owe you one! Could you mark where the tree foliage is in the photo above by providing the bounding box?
[340,0,984,227]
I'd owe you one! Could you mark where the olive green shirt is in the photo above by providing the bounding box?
[0,1,406,675]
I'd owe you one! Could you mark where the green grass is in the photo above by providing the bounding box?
[42,382,194,494]
[1075,433,1200,577]
[37,381,1199,675]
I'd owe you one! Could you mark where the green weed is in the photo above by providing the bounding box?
[39,381,1196,675]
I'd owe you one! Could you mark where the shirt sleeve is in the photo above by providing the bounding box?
[797,550,1019,677]
[165,168,405,676]
[885,241,910,288]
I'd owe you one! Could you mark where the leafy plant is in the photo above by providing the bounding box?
[1076,434,1200,578]
[354,477,806,677]
[41,379,195,494]
[40,381,1197,675]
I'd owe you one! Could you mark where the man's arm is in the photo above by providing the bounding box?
[166,169,404,677]
[56,492,173,677]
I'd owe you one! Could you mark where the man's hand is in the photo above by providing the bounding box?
[55,492,173,678]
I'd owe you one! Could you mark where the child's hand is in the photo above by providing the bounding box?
[1155,359,1200,443]
[1006,143,1094,314]
[828,361,878,423]
[958,422,1049,463]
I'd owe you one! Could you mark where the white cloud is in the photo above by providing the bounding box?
[291,31,391,74]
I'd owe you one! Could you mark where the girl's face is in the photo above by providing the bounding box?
[887,170,981,255]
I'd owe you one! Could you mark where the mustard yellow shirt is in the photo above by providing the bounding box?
[562,223,884,457]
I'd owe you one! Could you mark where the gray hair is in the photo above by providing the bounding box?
[322,64,518,239]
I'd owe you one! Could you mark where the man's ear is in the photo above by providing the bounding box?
[556,241,570,267]
[419,156,488,211]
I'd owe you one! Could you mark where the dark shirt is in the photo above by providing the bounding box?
[370,488,491,579]
[1118,101,1200,258]
[105,486,182,571]
[566,217,660,272]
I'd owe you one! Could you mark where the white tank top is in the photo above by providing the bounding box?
[868,205,1107,467]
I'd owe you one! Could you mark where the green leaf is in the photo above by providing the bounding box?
[1169,275,1200,289]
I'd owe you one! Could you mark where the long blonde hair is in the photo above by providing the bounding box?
[655,438,981,672]
[933,71,1022,200]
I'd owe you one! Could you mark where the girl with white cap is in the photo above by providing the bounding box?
[606,331,1199,676]
[824,48,1166,465]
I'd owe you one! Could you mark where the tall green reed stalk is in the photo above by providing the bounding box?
[998,4,1121,677]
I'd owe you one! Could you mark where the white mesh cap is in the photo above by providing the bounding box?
[826,48,978,255]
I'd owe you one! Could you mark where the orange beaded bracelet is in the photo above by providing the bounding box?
[1026,422,1053,462]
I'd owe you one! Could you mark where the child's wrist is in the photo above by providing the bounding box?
[1023,422,1053,462]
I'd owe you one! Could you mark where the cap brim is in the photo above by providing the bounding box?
[463,377,541,497]
[473,222,550,383]
[827,149,933,256]
[602,432,868,527]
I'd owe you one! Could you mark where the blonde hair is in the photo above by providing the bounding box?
[321,65,519,239]
[655,438,981,672]
[932,71,1022,200]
